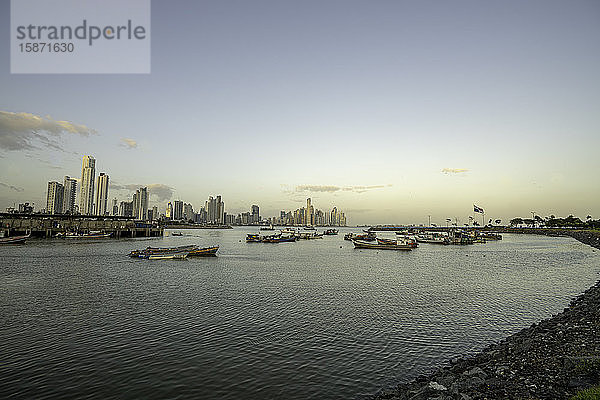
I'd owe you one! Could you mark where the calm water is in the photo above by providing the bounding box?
[1,229,599,399]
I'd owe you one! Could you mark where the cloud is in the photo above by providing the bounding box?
[120,138,138,149]
[294,184,392,194]
[442,168,469,174]
[0,110,97,151]
[0,182,24,192]
[110,183,174,202]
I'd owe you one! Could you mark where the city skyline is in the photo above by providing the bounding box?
[1,1,599,224]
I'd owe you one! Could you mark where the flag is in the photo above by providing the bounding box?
[474,205,484,214]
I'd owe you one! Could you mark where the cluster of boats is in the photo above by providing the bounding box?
[342,229,503,251]
[128,244,219,260]
[246,228,338,243]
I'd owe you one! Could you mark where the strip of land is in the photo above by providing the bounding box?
[375,230,600,400]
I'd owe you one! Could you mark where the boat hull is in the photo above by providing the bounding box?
[352,240,412,250]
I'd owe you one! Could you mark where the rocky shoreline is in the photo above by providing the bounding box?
[375,230,600,400]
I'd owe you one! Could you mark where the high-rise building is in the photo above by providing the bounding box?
[79,155,96,215]
[251,205,260,224]
[183,203,194,221]
[119,201,133,217]
[152,206,158,221]
[133,187,148,220]
[94,173,109,216]
[62,176,77,214]
[111,198,118,216]
[306,198,314,226]
[173,200,184,220]
[166,202,173,219]
[46,181,64,214]
[205,196,224,224]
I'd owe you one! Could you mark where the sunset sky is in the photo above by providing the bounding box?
[1,0,599,225]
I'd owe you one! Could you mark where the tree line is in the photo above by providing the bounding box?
[509,215,599,229]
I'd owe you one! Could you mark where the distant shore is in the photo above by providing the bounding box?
[374,229,600,400]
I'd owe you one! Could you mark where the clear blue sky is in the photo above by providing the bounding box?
[1,0,599,224]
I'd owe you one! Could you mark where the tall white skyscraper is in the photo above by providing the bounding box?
[79,155,96,215]
[46,181,64,214]
[62,176,77,214]
[95,173,109,216]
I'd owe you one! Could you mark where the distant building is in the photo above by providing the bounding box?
[95,173,109,216]
[241,212,250,225]
[166,202,173,219]
[205,195,225,224]
[46,181,64,214]
[79,155,96,215]
[251,204,260,224]
[133,187,148,220]
[119,201,133,217]
[183,203,194,221]
[173,200,184,220]
[18,202,34,213]
[111,198,118,216]
[62,176,77,214]
[152,206,158,221]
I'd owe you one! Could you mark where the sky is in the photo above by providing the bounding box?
[1,0,599,225]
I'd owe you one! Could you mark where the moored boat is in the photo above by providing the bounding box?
[352,238,413,251]
[323,229,338,235]
[188,246,219,256]
[262,234,296,243]
[0,234,29,244]
[148,252,188,260]
[60,231,112,239]
[246,234,262,242]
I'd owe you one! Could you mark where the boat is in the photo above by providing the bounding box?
[259,225,275,231]
[0,234,29,244]
[128,244,210,258]
[61,231,112,239]
[481,232,502,240]
[323,229,338,235]
[171,232,184,236]
[148,252,188,260]
[246,234,262,242]
[384,236,418,248]
[415,233,450,245]
[187,246,219,256]
[352,238,413,251]
[262,234,296,243]
[303,226,316,231]
[280,228,297,234]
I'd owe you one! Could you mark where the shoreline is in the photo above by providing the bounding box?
[374,230,600,399]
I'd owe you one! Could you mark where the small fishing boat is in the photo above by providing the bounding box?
[171,232,184,236]
[415,233,450,245]
[323,229,338,235]
[480,232,502,240]
[352,238,413,250]
[246,234,262,242]
[303,226,316,231]
[0,234,29,244]
[259,225,275,231]
[188,246,219,256]
[262,234,296,243]
[148,252,188,260]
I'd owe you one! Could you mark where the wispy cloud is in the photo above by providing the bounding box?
[442,168,469,174]
[0,111,97,151]
[120,138,138,149]
[0,182,24,192]
[293,184,392,194]
[110,183,174,202]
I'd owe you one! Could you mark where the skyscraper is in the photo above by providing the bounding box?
[133,187,148,220]
[251,205,260,224]
[46,181,64,214]
[62,176,77,214]
[306,198,314,226]
[94,173,109,216]
[79,155,96,215]
[166,202,173,219]
[173,200,184,220]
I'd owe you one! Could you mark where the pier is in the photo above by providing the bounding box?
[0,213,163,238]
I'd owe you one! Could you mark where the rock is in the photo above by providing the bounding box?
[428,381,447,391]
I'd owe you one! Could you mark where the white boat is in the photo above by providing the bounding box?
[148,252,188,260]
